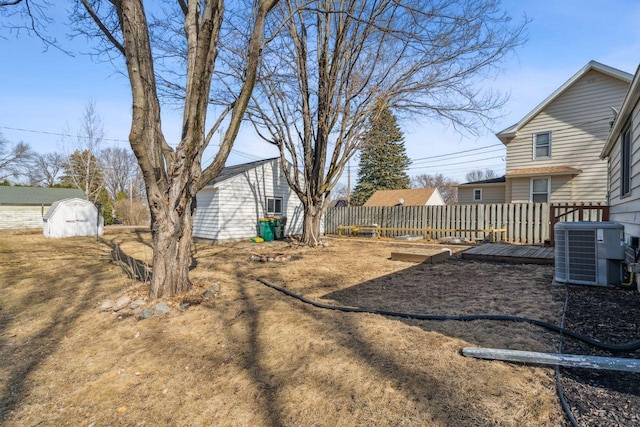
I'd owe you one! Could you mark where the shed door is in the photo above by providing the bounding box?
[65,206,92,236]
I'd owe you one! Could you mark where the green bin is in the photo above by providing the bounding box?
[273,216,286,240]
[259,218,275,242]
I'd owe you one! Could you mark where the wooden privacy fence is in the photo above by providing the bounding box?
[324,202,608,245]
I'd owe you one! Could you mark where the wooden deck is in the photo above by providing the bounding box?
[462,243,555,265]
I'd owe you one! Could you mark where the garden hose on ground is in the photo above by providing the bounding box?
[555,284,579,427]
[256,278,640,353]
[257,277,639,427]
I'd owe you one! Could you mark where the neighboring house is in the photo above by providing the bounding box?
[193,157,303,241]
[329,199,349,208]
[363,188,445,206]
[600,63,640,251]
[457,177,506,204]
[43,198,104,238]
[0,186,84,230]
[457,61,632,204]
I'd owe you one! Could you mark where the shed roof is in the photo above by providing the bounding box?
[207,158,279,186]
[43,197,96,220]
[496,61,632,144]
[0,186,84,205]
[363,188,438,206]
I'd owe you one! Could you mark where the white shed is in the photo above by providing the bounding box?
[193,157,304,241]
[43,198,104,238]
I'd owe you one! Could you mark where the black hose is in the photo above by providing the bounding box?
[256,278,640,352]
[555,285,579,427]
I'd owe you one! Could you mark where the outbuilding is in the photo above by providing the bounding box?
[0,186,84,230]
[43,198,104,238]
[193,157,303,241]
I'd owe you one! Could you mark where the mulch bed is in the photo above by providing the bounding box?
[559,285,640,427]
[323,258,640,426]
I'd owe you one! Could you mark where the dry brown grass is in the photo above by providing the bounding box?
[0,228,567,426]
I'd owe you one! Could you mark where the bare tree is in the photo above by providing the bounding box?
[248,0,527,246]
[28,151,65,186]
[0,133,33,182]
[0,0,65,51]
[61,101,106,202]
[100,146,139,200]
[67,0,279,298]
[465,169,498,183]
[412,173,459,204]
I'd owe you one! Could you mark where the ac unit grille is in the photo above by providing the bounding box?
[554,221,624,286]
[555,231,567,281]
[567,230,596,282]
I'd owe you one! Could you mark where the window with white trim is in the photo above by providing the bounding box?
[533,132,551,159]
[531,178,550,203]
[473,189,482,201]
[266,197,283,215]
[621,127,632,197]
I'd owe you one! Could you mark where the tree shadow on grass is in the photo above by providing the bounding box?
[0,237,116,423]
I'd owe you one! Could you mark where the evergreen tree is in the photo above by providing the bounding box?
[97,187,114,226]
[351,108,411,206]
[61,149,104,203]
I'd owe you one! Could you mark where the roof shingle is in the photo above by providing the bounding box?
[363,188,437,206]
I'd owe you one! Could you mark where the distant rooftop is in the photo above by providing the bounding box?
[0,186,85,205]
[457,176,506,186]
[363,188,438,206]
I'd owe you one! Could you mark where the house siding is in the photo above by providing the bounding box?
[193,188,219,239]
[509,175,574,203]
[0,205,49,229]
[505,70,629,203]
[457,185,505,204]
[608,103,640,238]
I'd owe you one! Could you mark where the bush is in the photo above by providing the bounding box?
[115,198,150,226]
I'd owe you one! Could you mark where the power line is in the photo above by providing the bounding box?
[411,147,505,166]
[0,125,130,144]
[411,143,504,162]
[2,125,268,163]
[407,155,504,171]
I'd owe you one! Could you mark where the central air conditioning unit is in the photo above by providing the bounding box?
[554,221,625,286]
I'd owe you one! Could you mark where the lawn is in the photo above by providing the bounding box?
[1,228,570,426]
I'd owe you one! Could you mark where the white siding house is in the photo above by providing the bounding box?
[459,61,632,204]
[601,63,640,248]
[193,157,304,241]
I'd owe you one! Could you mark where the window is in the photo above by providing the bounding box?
[473,189,482,201]
[621,128,632,197]
[266,197,283,215]
[531,178,550,203]
[534,132,551,159]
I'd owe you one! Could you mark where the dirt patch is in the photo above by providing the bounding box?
[0,229,637,425]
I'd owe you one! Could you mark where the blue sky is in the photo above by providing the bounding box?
[1,0,640,185]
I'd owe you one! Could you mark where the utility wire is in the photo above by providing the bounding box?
[411,143,504,162]
[2,124,265,165]
[0,125,130,144]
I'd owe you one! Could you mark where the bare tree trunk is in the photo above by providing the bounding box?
[149,192,195,298]
[301,200,324,246]
[75,0,279,297]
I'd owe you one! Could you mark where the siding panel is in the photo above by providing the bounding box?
[505,70,629,203]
